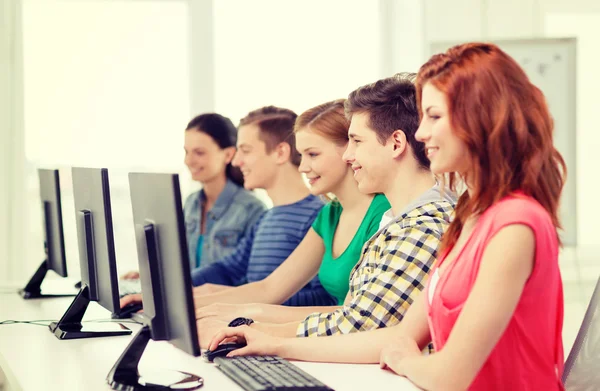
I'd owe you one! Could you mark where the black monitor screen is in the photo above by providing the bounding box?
[72,167,121,314]
[38,169,67,277]
[129,172,199,356]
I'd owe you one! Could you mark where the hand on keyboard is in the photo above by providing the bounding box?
[120,293,143,309]
[208,325,284,358]
[120,270,140,280]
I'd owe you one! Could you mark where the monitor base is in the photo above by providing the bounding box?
[20,260,77,299]
[49,285,131,339]
[107,326,203,390]
[19,289,76,299]
[49,321,132,340]
[108,370,203,391]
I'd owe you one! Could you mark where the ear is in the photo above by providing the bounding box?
[390,129,407,159]
[274,142,292,165]
[223,146,236,164]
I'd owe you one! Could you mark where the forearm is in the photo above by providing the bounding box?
[277,326,402,363]
[206,284,233,294]
[195,280,274,307]
[399,354,458,391]
[254,304,342,324]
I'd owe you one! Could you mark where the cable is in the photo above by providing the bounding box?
[1,318,142,326]
[0,320,54,327]
[86,319,142,325]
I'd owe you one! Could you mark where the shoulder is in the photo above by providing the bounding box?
[401,199,455,233]
[232,188,267,211]
[483,194,554,233]
[183,190,201,211]
[287,195,325,216]
[369,194,391,214]
[267,196,324,229]
[317,200,341,218]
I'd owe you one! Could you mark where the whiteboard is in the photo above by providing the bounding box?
[429,38,577,246]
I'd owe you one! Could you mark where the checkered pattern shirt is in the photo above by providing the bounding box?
[296,199,454,337]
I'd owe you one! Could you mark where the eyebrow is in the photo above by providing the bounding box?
[425,106,438,115]
[300,147,318,153]
[348,133,359,139]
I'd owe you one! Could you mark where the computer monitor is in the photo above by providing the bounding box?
[48,167,132,339]
[106,172,202,391]
[19,169,75,299]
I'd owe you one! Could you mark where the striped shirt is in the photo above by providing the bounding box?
[191,194,337,306]
[297,185,456,337]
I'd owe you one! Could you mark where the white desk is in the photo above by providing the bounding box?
[0,293,419,391]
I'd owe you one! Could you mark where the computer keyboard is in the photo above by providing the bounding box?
[213,355,334,391]
[118,278,142,298]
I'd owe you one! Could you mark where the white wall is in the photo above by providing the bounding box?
[0,0,26,287]
[546,13,600,253]
[19,0,192,282]
[213,0,384,122]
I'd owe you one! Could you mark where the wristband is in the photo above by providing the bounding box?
[228,317,255,327]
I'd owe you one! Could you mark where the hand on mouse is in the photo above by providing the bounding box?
[120,293,143,309]
[379,336,421,375]
[208,325,284,358]
[197,317,229,349]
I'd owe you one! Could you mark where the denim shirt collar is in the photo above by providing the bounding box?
[200,178,242,220]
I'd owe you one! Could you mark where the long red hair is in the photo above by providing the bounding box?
[416,42,566,250]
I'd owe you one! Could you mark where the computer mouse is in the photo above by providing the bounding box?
[204,342,247,362]
[113,302,143,319]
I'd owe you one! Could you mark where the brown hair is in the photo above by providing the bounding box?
[294,99,349,146]
[345,73,428,169]
[416,42,566,249]
[239,106,300,166]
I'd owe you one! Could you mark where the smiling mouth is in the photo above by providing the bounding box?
[426,147,439,157]
[307,176,320,185]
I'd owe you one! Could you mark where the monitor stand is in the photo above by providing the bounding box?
[19,260,77,299]
[106,325,204,390]
[49,285,132,340]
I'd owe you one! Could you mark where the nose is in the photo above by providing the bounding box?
[184,152,192,167]
[342,142,355,164]
[298,155,310,173]
[415,120,430,143]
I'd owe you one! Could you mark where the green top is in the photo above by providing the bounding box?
[313,193,390,305]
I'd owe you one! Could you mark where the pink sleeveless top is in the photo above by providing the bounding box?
[425,194,564,390]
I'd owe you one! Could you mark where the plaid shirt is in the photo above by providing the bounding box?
[297,199,454,337]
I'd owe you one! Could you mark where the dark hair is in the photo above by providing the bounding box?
[417,42,566,249]
[345,72,428,169]
[186,113,244,186]
[294,99,349,147]
[239,106,300,166]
